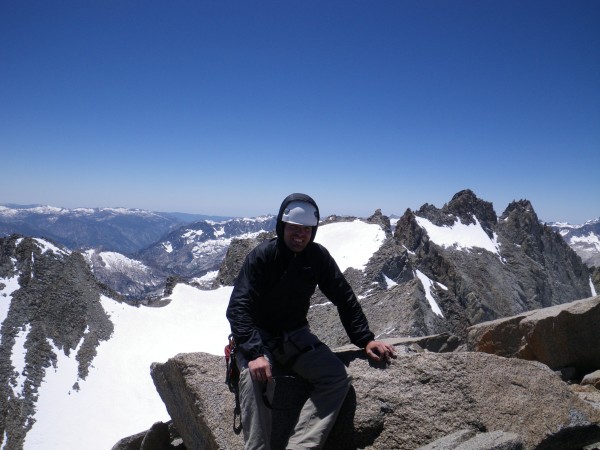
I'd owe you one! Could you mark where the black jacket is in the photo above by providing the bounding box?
[226,193,375,361]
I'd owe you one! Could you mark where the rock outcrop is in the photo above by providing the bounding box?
[211,231,275,288]
[149,344,600,450]
[467,295,600,375]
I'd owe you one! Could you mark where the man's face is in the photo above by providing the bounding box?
[283,223,312,253]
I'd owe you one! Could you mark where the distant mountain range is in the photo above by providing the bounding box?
[1,201,598,304]
[0,204,182,253]
[0,205,276,300]
[85,215,276,299]
[548,219,600,267]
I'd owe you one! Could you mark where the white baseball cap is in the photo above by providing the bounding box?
[281,201,319,226]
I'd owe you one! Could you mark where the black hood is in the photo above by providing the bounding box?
[276,193,320,243]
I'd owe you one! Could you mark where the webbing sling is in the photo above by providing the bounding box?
[224,334,242,433]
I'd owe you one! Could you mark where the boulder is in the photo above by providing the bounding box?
[416,429,523,450]
[111,430,145,450]
[150,344,600,450]
[110,421,184,450]
[570,384,600,411]
[466,295,600,374]
[583,370,600,389]
[151,351,244,450]
[140,421,171,450]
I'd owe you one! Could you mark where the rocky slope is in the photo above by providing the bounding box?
[393,190,592,336]
[83,249,166,300]
[136,216,276,281]
[0,236,115,449]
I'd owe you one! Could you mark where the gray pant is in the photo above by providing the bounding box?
[237,326,351,450]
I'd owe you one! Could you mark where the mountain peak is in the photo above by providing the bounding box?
[444,189,497,230]
[412,189,498,238]
[501,199,537,221]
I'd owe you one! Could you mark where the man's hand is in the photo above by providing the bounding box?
[365,340,397,363]
[248,356,272,382]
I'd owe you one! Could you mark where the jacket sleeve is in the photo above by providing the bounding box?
[226,248,268,361]
[315,245,375,348]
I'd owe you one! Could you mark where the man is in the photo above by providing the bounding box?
[227,193,396,450]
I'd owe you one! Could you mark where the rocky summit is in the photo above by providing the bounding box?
[145,296,600,449]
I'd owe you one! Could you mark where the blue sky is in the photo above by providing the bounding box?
[1,1,599,223]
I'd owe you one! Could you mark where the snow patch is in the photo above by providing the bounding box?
[414,270,444,317]
[26,285,232,450]
[11,324,31,396]
[97,252,150,272]
[33,238,70,256]
[384,275,397,289]
[415,216,502,258]
[183,229,204,242]
[314,220,385,272]
[193,271,219,284]
[571,232,600,251]
[0,274,20,323]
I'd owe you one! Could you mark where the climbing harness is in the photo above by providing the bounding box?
[224,334,242,433]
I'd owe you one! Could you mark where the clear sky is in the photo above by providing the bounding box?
[1,1,599,224]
